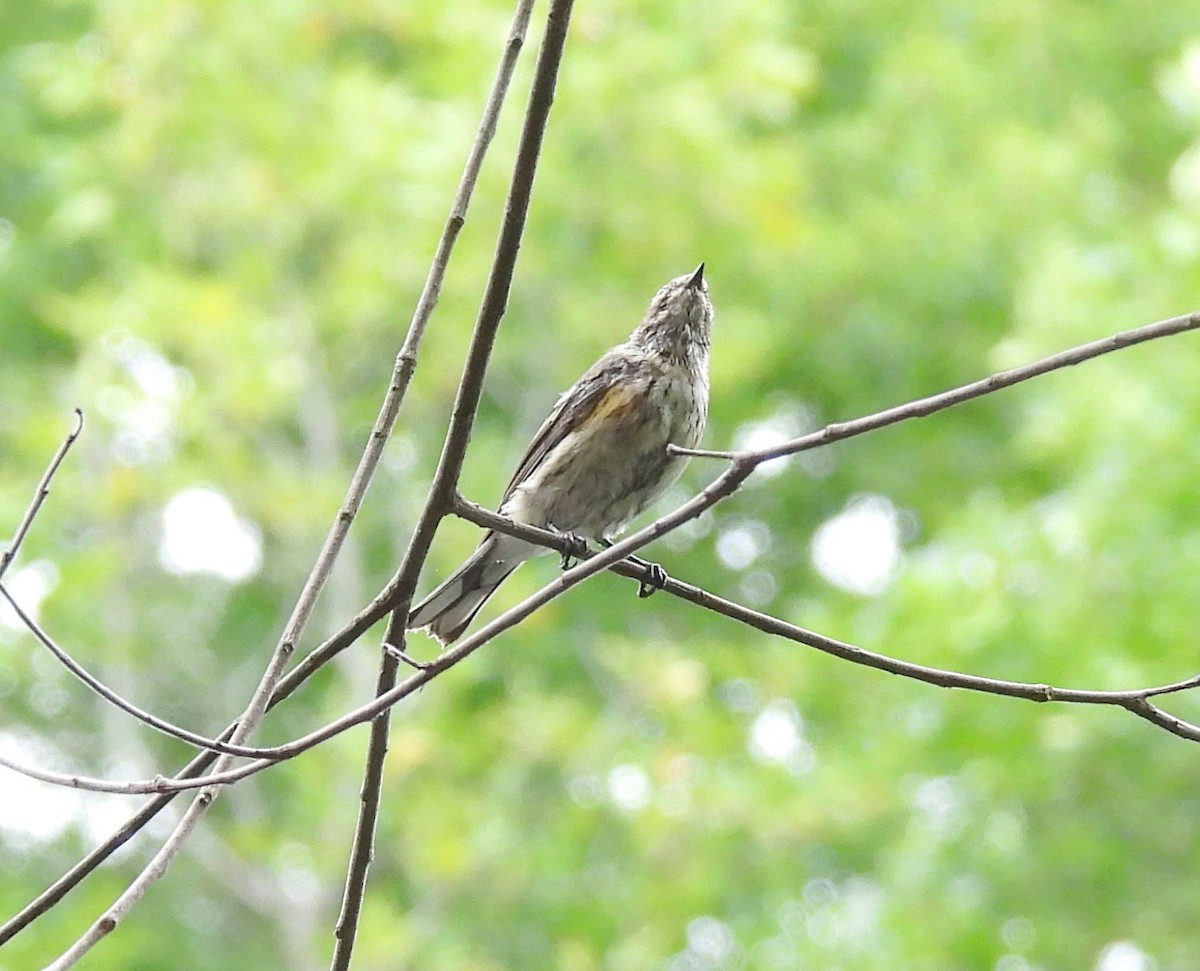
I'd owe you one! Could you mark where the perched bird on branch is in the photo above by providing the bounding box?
[409,265,714,644]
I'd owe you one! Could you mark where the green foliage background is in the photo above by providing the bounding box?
[3,0,1200,968]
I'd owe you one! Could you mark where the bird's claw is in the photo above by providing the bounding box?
[559,532,590,570]
[558,533,667,595]
[637,562,668,598]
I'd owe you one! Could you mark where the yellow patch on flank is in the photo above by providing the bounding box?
[586,384,640,423]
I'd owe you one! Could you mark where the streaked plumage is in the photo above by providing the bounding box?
[409,265,714,644]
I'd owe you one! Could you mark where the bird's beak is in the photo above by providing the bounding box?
[687,263,706,288]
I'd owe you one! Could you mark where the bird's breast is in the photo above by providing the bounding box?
[502,356,707,538]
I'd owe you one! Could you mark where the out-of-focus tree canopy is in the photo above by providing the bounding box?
[3,1,1200,968]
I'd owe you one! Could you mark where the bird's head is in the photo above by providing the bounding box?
[633,263,714,362]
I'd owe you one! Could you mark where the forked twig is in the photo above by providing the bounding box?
[331,0,550,965]
[33,2,544,963]
[21,302,1200,802]
[9,71,1200,967]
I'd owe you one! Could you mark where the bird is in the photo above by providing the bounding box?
[408,264,714,645]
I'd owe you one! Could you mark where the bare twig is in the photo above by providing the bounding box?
[0,584,282,760]
[453,498,1200,740]
[671,311,1200,462]
[1124,697,1200,739]
[12,306,1200,952]
[0,589,391,944]
[30,303,1200,803]
[0,749,148,795]
[621,565,1200,742]
[34,0,551,963]
[330,0,543,966]
[1,409,83,583]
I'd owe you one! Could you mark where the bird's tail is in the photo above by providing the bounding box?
[407,533,533,645]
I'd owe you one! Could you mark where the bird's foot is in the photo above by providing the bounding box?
[634,559,668,598]
[558,531,591,570]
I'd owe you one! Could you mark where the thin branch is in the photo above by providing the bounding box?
[454,499,1200,742]
[0,408,83,583]
[1123,698,1200,740]
[329,650,400,968]
[671,311,1200,462]
[59,298,1200,794]
[0,749,147,795]
[330,0,542,966]
[35,0,550,962]
[634,568,1200,742]
[9,310,1200,804]
[19,302,1200,953]
[1142,676,1200,699]
[0,584,282,760]
[0,568,401,945]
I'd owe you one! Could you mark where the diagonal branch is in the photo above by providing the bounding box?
[48,304,1200,798]
[1,409,83,584]
[0,584,283,759]
[634,568,1200,743]
[35,8,544,967]
[672,310,1200,462]
[13,290,1199,954]
[330,0,554,965]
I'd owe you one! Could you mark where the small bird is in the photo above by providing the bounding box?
[408,264,714,645]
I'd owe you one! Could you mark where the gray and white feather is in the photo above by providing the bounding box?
[409,265,714,644]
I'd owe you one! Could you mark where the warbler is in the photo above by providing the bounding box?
[409,264,714,644]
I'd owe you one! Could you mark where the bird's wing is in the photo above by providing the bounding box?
[500,347,638,504]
